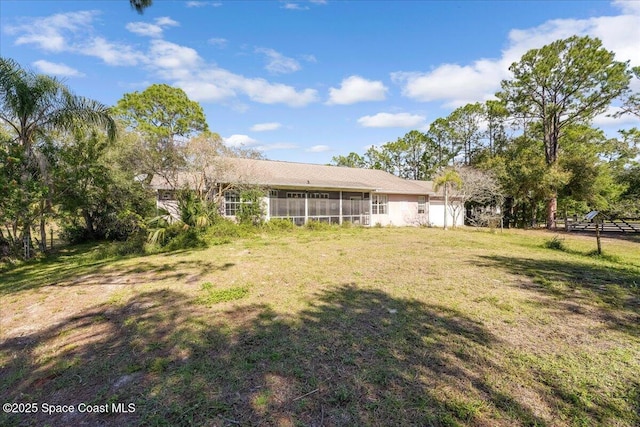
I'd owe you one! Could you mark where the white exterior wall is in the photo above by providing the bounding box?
[428,198,464,228]
[371,194,428,227]
[158,189,464,228]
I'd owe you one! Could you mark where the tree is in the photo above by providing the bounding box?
[331,152,366,168]
[433,168,462,230]
[426,118,457,167]
[113,83,209,184]
[498,35,631,229]
[54,128,154,242]
[484,100,510,156]
[447,103,486,165]
[130,0,152,13]
[557,126,626,222]
[617,66,640,119]
[0,57,116,256]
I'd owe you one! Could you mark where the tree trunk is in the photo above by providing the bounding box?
[39,200,47,253]
[546,194,557,230]
[443,183,449,230]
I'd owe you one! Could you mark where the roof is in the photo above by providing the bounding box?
[150,157,436,195]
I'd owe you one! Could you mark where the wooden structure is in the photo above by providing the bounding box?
[567,215,640,233]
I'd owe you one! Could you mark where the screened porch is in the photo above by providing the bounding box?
[268,190,371,225]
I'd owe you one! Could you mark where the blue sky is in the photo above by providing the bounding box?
[1,0,639,164]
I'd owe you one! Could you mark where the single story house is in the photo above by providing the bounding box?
[150,157,463,227]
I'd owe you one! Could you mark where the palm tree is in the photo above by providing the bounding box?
[0,57,116,256]
[130,0,153,13]
[433,168,462,230]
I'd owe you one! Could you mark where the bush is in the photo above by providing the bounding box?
[236,188,266,226]
[164,228,207,251]
[60,223,94,244]
[263,218,295,232]
[305,220,334,231]
[544,235,565,251]
[207,218,245,238]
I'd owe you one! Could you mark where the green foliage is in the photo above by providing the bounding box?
[0,57,117,257]
[305,220,334,231]
[163,228,207,252]
[433,168,463,193]
[113,84,208,179]
[330,152,366,168]
[130,0,152,13]
[498,36,631,227]
[236,188,266,225]
[176,190,218,229]
[262,218,295,231]
[196,285,249,305]
[56,129,153,243]
[544,236,566,251]
[89,232,147,260]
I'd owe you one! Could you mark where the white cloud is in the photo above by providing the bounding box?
[306,145,331,152]
[208,38,228,48]
[148,39,202,72]
[176,66,318,107]
[251,122,282,131]
[302,54,317,63]
[613,0,640,15]
[392,7,640,107]
[6,11,145,66]
[126,22,164,37]
[237,77,318,106]
[186,1,222,7]
[592,106,640,127]
[391,62,501,107]
[327,75,388,105]
[80,37,145,66]
[6,11,319,108]
[7,10,97,52]
[32,60,84,77]
[357,112,426,128]
[223,134,258,147]
[126,17,179,38]
[156,17,179,26]
[283,3,308,10]
[256,48,301,74]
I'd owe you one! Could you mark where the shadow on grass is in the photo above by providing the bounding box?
[475,255,640,336]
[0,285,557,427]
[0,248,236,295]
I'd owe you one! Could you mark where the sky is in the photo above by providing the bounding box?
[1,0,639,164]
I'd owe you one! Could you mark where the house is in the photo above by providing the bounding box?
[150,157,463,227]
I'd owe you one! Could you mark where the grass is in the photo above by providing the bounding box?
[1,227,639,426]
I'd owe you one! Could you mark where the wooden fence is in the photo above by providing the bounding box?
[565,218,640,233]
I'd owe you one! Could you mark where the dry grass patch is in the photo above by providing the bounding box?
[1,227,639,426]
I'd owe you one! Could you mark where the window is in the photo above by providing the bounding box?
[269,189,278,197]
[418,196,426,214]
[309,192,329,199]
[224,192,241,216]
[372,194,388,215]
[286,192,305,199]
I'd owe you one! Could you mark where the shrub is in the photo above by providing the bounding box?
[263,218,295,232]
[236,188,266,226]
[164,228,207,251]
[60,223,93,244]
[544,235,565,251]
[305,220,334,231]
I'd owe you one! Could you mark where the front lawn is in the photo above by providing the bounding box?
[1,227,639,426]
